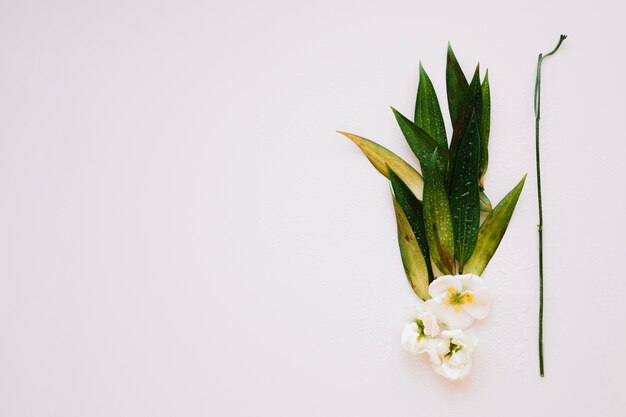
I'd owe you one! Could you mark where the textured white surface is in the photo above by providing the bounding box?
[1,0,625,415]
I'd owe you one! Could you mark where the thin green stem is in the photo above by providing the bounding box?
[534,34,567,378]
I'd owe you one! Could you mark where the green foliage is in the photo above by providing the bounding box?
[449,65,482,174]
[463,175,526,275]
[391,107,448,174]
[479,73,491,190]
[340,45,525,299]
[338,131,425,199]
[446,43,469,125]
[415,63,448,149]
[449,113,481,271]
[392,196,431,300]
[422,156,456,275]
[389,168,435,286]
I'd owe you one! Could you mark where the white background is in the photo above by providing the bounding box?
[1,0,625,416]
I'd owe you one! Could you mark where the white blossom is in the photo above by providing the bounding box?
[429,329,475,381]
[400,304,440,355]
[425,274,493,329]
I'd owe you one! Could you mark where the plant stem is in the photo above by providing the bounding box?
[534,34,567,378]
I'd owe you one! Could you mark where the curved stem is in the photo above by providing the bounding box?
[534,34,566,378]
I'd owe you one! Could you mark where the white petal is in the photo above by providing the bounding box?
[402,305,424,322]
[431,346,473,381]
[440,329,464,340]
[421,313,440,337]
[428,275,462,298]
[426,338,449,365]
[400,323,420,354]
[461,287,494,320]
[458,274,486,292]
[424,297,447,319]
[425,297,475,329]
[441,306,475,329]
[436,359,472,381]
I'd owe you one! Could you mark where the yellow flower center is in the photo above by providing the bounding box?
[446,288,473,312]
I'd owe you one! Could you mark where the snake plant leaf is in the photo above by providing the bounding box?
[389,167,435,285]
[446,43,469,126]
[479,72,491,190]
[463,175,527,275]
[448,65,482,172]
[415,63,448,149]
[338,131,424,200]
[422,154,456,275]
[391,107,448,174]
[449,112,481,271]
[392,196,430,300]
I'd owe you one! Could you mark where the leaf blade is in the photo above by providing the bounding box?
[446,43,469,126]
[338,131,424,200]
[392,196,431,300]
[422,155,456,275]
[391,107,448,174]
[448,65,482,172]
[388,168,434,285]
[479,190,493,212]
[463,175,527,275]
[449,113,481,270]
[415,63,447,149]
[480,72,491,189]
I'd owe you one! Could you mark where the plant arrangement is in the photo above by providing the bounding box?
[339,44,525,380]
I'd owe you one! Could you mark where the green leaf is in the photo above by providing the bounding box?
[479,72,491,190]
[338,131,424,200]
[480,191,493,212]
[389,167,434,287]
[446,43,469,126]
[448,65,482,172]
[391,107,448,173]
[422,154,456,275]
[463,175,527,275]
[392,196,431,300]
[415,63,447,149]
[449,113,481,270]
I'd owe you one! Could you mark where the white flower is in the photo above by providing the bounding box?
[401,304,440,355]
[429,329,475,381]
[425,274,493,329]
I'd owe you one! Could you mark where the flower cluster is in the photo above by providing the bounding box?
[401,274,493,380]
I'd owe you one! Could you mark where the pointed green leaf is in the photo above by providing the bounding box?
[480,191,493,212]
[479,72,491,190]
[415,63,447,149]
[446,43,469,126]
[389,167,434,285]
[392,197,431,300]
[463,175,527,275]
[422,155,455,275]
[449,113,481,270]
[338,131,424,200]
[448,65,482,171]
[391,107,448,173]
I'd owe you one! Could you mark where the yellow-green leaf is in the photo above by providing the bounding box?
[338,131,424,199]
[388,167,434,285]
[480,191,493,212]
[463,175,527,275]
[392,197,430,300]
